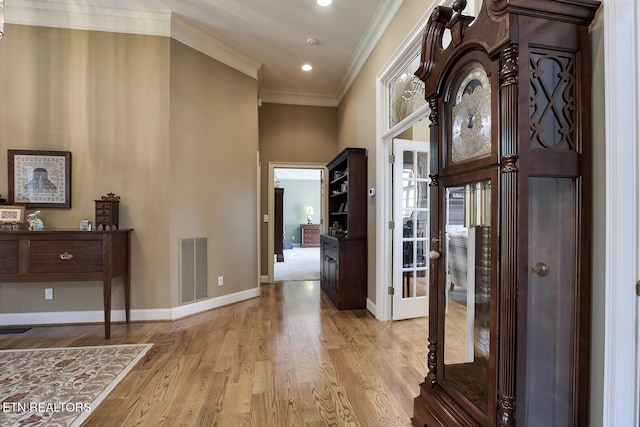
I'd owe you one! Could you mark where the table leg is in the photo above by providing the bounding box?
[124,233,131,323]
[103,277,111,339]
[124,271,131,324]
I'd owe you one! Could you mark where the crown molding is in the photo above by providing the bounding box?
[336,0,405,103]
[170,14,262,80]
[6,0,171,36]
[259,89,339,107]
[6,1,261,80]
[4,0,401,106]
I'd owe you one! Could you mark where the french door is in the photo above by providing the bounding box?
[392,139,430,320]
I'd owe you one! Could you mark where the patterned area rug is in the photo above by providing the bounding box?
[0,344,152,426]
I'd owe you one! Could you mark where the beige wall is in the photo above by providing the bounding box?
[169,39,259,305]
[258,103,339,274]
[0,25,259,314]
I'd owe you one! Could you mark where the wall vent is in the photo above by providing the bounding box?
[180,237,208,304]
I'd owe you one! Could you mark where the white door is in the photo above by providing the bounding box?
[392,139,429,320]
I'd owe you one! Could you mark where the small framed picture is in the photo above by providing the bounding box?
[80,219,92,231]
[0,206,26,224]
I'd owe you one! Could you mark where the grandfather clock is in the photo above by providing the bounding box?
[411,1,600,426]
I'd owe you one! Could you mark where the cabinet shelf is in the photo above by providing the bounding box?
[330,174,348,185]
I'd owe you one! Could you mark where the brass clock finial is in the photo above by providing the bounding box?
[452,0,467,14]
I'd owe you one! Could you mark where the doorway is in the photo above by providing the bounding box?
[392,138,430,319]
[267,163,326,282]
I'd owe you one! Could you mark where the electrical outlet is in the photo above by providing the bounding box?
[218,276,224,286]
[45,288,54,300]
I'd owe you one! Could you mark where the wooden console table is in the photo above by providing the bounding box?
[0,229,133,339]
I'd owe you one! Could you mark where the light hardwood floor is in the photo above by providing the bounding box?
[0,281,429,426]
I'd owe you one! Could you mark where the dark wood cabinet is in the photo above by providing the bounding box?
[274,187,284,262]
[0,229,133,339]
[321,147,367,310]
[300,224,320,247]
[320,234,366,310]
[411,1,599,426]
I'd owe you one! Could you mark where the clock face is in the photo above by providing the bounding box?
[450,65,491,163]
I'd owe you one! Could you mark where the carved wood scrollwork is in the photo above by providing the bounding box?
[500,44,518,88]
[415,7,454,83]
[427,339,437,387]
[497,393,516,427]
[530,48,577,151]
[501,154,519,173]
[428,99,438,126]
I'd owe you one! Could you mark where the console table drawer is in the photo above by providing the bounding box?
[28,240,103,273]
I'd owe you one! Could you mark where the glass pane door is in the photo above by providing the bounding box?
[443,180,492,414]
[392,139,429,320]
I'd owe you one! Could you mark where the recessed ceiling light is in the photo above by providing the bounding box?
[301,64,313,71]
[317,0,332,6]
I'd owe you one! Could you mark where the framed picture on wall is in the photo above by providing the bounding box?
[8,150,72,208]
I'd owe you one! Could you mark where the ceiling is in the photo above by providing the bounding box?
[5,0,406,106]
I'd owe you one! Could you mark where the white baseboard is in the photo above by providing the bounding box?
[0,287,261,326]
[366,298,377,318]
[260,275,270,283]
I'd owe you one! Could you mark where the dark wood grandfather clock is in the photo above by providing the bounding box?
[411,0,600,426]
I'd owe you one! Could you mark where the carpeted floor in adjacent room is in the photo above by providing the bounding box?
[274,246,321,281]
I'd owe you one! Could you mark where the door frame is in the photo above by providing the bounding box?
[266,162,327,283]
[374,0,471,320]
[602,0,639,424]
[374,4,439,320]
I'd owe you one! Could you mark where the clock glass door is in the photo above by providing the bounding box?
[442,178,493,415]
